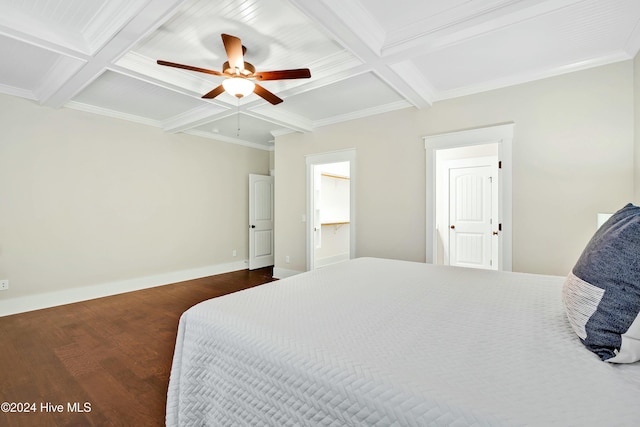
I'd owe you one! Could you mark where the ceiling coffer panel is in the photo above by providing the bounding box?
[73,71,208,121]
[0,0,638,148]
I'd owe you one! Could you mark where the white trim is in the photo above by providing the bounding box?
[313,100,412,128]
[0,260,248,317]
[387,62,436,106]
[65,101,162,127]
[434,51,630,102]
[306,149,357,271]
[272,267,303,279]
[0,84,36,100]
[315,253,350,268]
[161,104,233,134]
[64,101,274,151]
[317,0,386,54]
[424,123,513,271]
[186,129,273,151]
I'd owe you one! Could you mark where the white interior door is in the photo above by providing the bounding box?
[249,174,274,270]
[425,123,513,271]
[449,163,498,269]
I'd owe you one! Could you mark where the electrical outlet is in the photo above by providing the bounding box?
[0,280,8,291]
[232,249,237,257]
[285,256,290,263]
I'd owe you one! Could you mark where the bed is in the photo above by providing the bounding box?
[165,256,640,426]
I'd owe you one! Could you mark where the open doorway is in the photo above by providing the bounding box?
[306,149,356,271]
[313,162,350,268]
[424,124,513,271]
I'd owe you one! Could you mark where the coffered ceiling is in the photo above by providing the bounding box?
[1,0,639,150]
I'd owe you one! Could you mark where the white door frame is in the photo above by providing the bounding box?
[306,149,356,271]
[424,123,513,271]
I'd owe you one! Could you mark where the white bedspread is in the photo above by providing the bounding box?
[166,257,640,426]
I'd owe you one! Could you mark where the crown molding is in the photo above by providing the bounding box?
[65,100,273,150]
[270,128,296,138]
[65,101,162,128]
[246,108,314,133]
[314,100,412,128]
[434,51,632,102]
[161,104,232,133]
[0,84,36,100]
[185,129,273,151]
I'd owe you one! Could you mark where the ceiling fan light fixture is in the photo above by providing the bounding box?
[222,77,255,98]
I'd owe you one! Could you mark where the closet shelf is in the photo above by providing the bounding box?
[321,173,350,180]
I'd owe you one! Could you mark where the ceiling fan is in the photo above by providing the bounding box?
[157,33,311,105]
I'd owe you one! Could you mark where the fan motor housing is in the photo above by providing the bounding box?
[222,61,255,77]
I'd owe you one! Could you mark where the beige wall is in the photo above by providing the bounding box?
[0,94,269,301]
[635,52,640,203]
[275,61,634,276]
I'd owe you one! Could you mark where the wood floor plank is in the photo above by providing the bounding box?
[0,267,275,426]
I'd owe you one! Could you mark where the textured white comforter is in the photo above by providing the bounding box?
[166,257,640,426]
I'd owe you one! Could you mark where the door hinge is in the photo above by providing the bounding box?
[499,223,502,231]
[498,161,502,169]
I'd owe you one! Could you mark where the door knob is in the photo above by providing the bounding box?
[450,225,455,229]
[250,225,256,229]
[493,231,499,235]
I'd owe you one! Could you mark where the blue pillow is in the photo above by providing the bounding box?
[562,203,640,363]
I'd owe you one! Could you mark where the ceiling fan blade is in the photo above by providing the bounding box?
[254,83,283,105]
[221,33,244,72]
[157,60,223,76]
[254,68,311,81]
[202,84,225,99]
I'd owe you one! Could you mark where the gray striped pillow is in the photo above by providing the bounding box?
[562,203,640,363]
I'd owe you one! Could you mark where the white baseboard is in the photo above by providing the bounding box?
[315,253,350,268]
[0,260,248,317]
[272,267,303,279]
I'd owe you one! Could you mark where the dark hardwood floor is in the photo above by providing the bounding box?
[0,267,275,427]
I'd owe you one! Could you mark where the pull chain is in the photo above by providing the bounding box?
[236,98,240,137]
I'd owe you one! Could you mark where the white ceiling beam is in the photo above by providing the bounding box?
[83,0,152,54]
[318,0,386,55]
[287,0,432,109]
[383,61,435,104]
[624,14,640,57]
[381,0,588,59]
[35,57,86,102]
[41,0,187,108]
[0,18,90,59]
